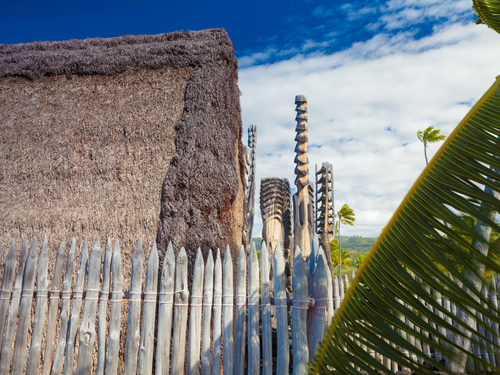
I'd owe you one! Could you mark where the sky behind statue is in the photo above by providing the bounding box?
[2,0,500,237]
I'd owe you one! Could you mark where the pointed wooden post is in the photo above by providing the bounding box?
[0,238,29,374]
[187,249,204,375]
[201,250,214,375]
[292,245,309,375]
[0,240,16,344]
[222,245,234,375]
[248,243,260,375]
[50,239,76,375]
[138,242,159,375]
[211,249,222,375]
[156,242,175,375]
[75,238,102,375]
[171,247,189,375]
[124,240,144,375]
[11,237,40,375]
[42,242,66,375]
[63,238,89,375]
[96,238,112,375]
[274,243,289,374]
[105,240,123,375]
[333,275,340,311]
[260,241,272,375]
[234,246,246,375]
[26,235,50,374]
[309,248,328,358]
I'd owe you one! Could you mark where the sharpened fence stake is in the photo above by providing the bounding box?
[211,249,222,375]
[292,245,309,374]
[260,241,272,375]
[156,242,175,375]
[187,248,204,375]
[234,246,246,375]
[273,243,289,374]
[201,250,214,375]
[222,245,234,375]
[96,238,112,375]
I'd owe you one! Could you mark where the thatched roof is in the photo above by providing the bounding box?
[0,27,245,271]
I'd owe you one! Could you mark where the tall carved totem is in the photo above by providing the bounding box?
[315,162,335,265]
[244,124,257,249]
[293,95,314,258]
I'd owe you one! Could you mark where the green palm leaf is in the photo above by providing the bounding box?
[310,77,500,374]
[473,0,500,33]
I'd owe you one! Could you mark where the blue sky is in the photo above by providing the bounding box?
[2,0,500,238]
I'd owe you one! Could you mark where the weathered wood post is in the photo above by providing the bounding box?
[309,248,328,358]
[172,247,189,375]
[222,245,234,375]
[75,238,102,375]
[211,249,223,375]
[201,250,214,375]
[292,245,309,374]
[25,235,50,374]
[64,238,89,375]
[97,239,113,375]
[0,240,16,343]
[156,242,175,375]
[50,239,76,375]
[274,243,289,373]
[138,242,159,375]
[187,248,204,375]
[0,238,28,374]
[260,241,272,375]
[124,240,144,375]
[42,242,67,375]
[234,246,247,375]
[247,242,260,375]
[106,240,123,375]
[11,237,40,375]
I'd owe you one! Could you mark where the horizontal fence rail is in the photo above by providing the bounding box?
[0,235,497,374]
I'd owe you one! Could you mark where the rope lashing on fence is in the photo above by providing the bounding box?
[0,287,333,310]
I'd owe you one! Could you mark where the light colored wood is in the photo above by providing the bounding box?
[75,238,102,375]
[211,249,222,375]
[25,236,50,374]
[124,240,144,375]
[0,238,29,374]
[222,245,234,375]
[11,237,40,375]
[41,242,66,375]
[105,240,123,375]
[156,242,175,375]
[308,247,328,358]
[171,247,189,375]
[0,240,17,345]
[138,242,159,375]
[326,261,334,324]
[63,238,89,375]
[96,238,112,375]
[200,250,214,375]
[187,248,204,375]
[260,241,272,375]
[234,246,246,375]
[50,239,76,375]
[333,276,340,311]
[273,243,289,374]
[248,243,260,375]
[292,245,308,375]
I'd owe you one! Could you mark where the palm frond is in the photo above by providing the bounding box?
[310,77,500,374]
[473,0,500,34]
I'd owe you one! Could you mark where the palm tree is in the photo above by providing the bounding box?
[417,125,446,165]
[329,246,354,269]
[473,0,500,33]
[355,254,365,269]
[335,204,355,280]
[310,77,500,374]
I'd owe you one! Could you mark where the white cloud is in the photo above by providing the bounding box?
[239,21,500,239]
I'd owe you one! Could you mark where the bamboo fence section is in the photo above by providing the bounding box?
[0,235,498,374]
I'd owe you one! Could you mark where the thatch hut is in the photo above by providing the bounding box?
[0,28,245,277]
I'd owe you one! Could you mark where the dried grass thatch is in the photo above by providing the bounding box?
[0,28,245,372]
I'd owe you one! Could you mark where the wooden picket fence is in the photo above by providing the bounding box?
[0,235,499,374]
